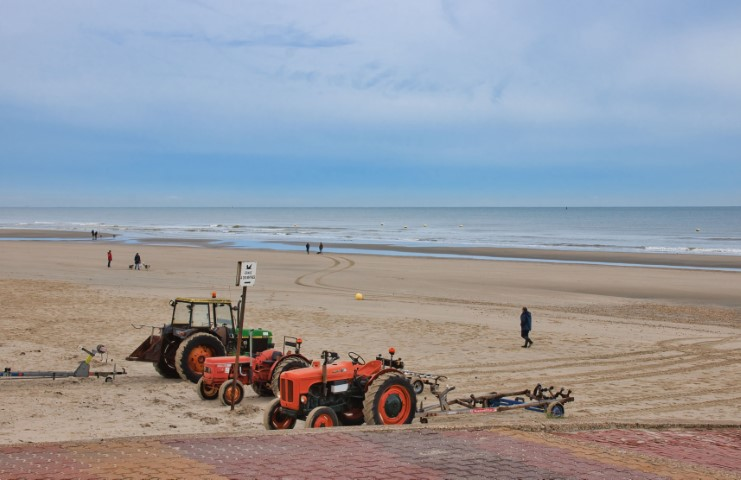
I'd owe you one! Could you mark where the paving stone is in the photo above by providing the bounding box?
[1,427,739,479]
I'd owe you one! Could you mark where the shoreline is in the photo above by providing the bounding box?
[2,228,741,270]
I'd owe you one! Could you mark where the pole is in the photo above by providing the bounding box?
[232,285,247,411]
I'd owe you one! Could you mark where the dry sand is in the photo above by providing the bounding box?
[1,237,739,445]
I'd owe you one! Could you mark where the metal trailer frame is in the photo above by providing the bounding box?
[417,383,574,423]
[401,369,448,395]
[2,345,126,382]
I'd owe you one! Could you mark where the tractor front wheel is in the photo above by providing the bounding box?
[175,333,226,383]
[305,406,339,428]
[196,377,219,400]
[153,341,180,379]
[263,398,297,430]
[251,381,273,397]
[270,356,311,396]
[363,373,416,425]
[219,379,245,406]
[153,357,179,379]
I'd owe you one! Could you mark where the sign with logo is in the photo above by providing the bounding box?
[236,261,257,287]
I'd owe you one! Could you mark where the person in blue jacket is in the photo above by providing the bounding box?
[520,307,533,348]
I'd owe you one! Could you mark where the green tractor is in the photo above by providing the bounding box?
[127,297,273,383]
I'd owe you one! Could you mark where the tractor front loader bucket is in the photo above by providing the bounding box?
[126,334,162,362]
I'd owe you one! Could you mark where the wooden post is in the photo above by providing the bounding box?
[231,285,247,411]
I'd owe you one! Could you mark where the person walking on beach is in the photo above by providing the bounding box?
[305,243,310,254]
[520,307,533,348]
[107,250,112,268]
[319,242,324,254]
[134,253,141,270]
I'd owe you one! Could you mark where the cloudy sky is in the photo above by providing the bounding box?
[1,0,740,207]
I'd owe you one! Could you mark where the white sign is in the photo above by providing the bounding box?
[236,261,257,287]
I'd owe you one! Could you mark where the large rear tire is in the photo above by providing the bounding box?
[305,406,339,428]
[197,377,219,400]
[363,372,416,425]
[270,356,310,396]
[219,379,245,406]
[175,333,226,383]
[263,398,297,430]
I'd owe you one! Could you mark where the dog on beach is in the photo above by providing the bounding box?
[129,264,151,270]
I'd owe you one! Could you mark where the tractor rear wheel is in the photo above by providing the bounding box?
[251,381,273,397]
[305,406,339,428]
[219,379,245,406]
[270,356,310,396]
[175,333,226,383]
[197,377,219,400]
[263,398,297,430]
[363,372,416,425]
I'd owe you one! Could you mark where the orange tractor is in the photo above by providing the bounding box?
[264,348,416,429]
[197,336,310,406]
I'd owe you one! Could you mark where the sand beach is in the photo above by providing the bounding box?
[0,234,739,445]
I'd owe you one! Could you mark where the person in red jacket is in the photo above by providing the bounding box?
[107,250,113,268]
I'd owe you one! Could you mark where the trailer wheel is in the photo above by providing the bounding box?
[219,379,245,406]
[197,377,219,400]
[306,406,339,428]
[270,356,310,395]
[251,381,274,397]
[412,379,424,395]
[546,402,565,418]
[363,372,416,425]
[175,333,226,383]
[263,398,297,430]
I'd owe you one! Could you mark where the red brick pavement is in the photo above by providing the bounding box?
[0,427,738,479]
[561,428,741,474]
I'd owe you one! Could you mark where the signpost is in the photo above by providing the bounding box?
[232,262,257,410]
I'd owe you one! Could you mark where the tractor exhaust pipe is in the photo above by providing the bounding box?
[321,351,329,397]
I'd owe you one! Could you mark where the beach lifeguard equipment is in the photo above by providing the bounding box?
[355,293,364,301]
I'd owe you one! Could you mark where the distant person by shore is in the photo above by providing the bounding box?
[319,242,324,254]
[306,243,310,254]
[134,253,141,270]
[107,250,112,268]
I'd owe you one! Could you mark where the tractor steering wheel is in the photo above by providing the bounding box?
[348,352,365,365]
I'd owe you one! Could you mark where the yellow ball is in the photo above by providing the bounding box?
[355,292,364,301]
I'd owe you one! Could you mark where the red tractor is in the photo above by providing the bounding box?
[264,348,416,429]
[197,337,310,406]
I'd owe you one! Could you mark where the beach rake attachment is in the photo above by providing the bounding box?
[417,383,574,423]
[2,344,126,382]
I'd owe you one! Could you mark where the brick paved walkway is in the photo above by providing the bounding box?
[1,427,738,479]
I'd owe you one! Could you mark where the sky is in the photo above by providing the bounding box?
[1,0,740,207]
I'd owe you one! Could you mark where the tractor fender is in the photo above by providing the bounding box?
[364,368,405,392]
[268,353,311,378]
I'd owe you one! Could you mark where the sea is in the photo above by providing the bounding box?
[1,207,740,260]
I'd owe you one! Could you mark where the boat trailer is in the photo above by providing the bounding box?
[2,345,126,382]
[417,382,574,423]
